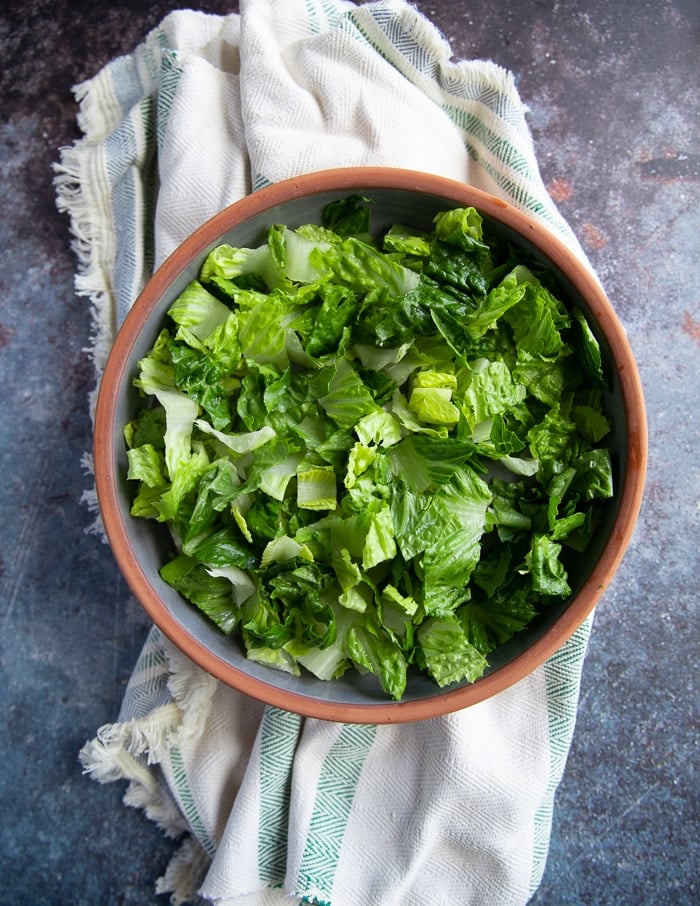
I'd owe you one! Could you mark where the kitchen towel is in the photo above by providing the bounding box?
[55,1,593,903]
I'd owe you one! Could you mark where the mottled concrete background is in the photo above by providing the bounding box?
[1,1,698,903]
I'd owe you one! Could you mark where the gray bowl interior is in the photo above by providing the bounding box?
[109,187,626,712]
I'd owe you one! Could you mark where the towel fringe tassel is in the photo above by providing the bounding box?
[78,719,188,840]
[53,80,120,536]
[78,661,218,904]
[78,720,208,905]
[155,836,211,906]
[53,144,117,386]
[164,642,219,745]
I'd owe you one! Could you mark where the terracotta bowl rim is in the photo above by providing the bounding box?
[93,166,648,724]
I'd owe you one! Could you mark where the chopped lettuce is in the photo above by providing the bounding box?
[124,197,614,700]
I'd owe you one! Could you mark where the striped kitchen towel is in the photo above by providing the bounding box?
[56,1,593,903]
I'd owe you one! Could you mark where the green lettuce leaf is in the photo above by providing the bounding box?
[417,617,489,686]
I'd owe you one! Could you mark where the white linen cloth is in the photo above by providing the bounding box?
[55,2,593,903]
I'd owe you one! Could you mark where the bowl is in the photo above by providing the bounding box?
[93,167,647,723]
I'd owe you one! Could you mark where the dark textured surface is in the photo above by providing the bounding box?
[1,1,698,903]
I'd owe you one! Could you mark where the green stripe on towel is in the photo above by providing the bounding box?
[169,745,218,858]
[529,616,592,894]
[258,707,304,885]
[297,723,377,899]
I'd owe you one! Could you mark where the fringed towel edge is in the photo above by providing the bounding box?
[78,637,221,904]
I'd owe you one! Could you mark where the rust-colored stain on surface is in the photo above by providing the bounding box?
[0,323,14,349]
[681,311,700,345]
[639,150,700,182]
[547,178,572,202]
[582,222,608,250]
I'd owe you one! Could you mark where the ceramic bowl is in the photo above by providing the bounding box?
[93,168,647,723]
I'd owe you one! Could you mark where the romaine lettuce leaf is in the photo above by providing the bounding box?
[345,619,408,701]
[322,194,373,239]
[417,617,489,687]
[167,281,231,344]
[504,280,571,358]
[318,358,381,427]
[461,359,527,426]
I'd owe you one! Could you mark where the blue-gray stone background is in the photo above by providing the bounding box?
[1,1,697,903]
